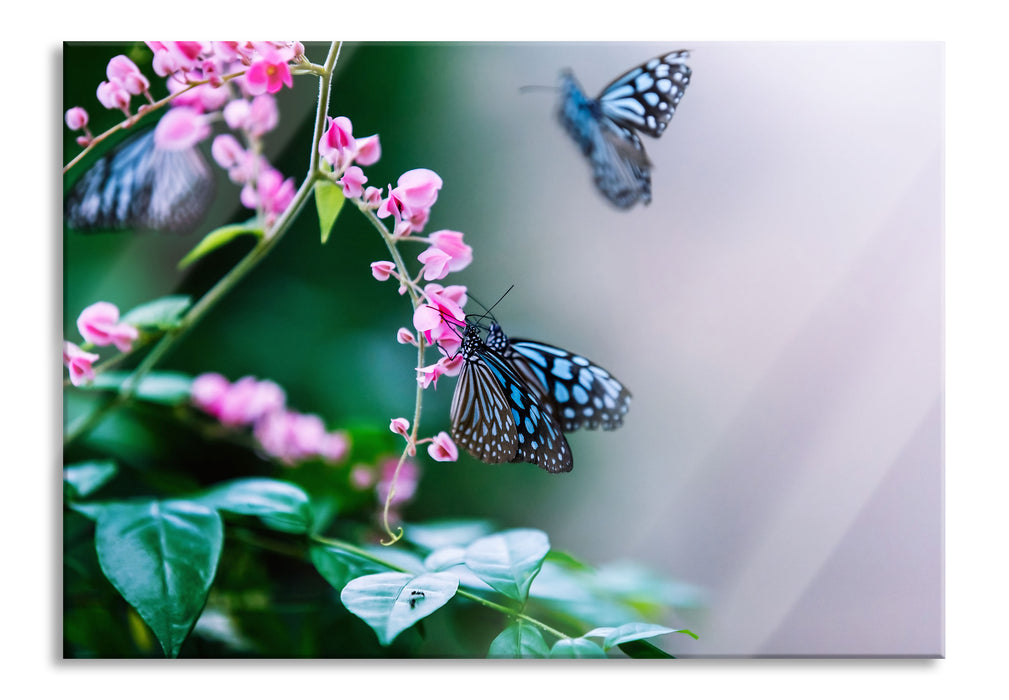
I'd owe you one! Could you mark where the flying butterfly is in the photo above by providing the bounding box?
[483,321,632,432]
[64,127,215,234]
[558,50,691,209]
[449,317,574,473]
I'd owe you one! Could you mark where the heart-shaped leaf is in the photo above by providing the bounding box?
[584,622,692,650]
[340,571,459,645]
[314,180,345,244]
[487,619,549,658]
[550,637,608,658]
[95,499,223,658]
[464,528,549,603]
[196,478,313,534]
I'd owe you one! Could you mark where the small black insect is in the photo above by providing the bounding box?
[408,590,426,609]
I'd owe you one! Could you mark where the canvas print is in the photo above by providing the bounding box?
[62,41,943,658]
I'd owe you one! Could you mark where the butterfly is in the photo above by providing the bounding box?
[558,50,691,209]
[483,321,632,432]
[450,318,574,473]
[64,127,215,234]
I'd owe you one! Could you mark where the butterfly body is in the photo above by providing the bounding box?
[558,50,691,209]
[64,128,214,234]
[450,322,573,473]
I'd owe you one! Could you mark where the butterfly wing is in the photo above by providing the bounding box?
[597,50,691,138]
[590,120,653,208]
[505,338,633,432]
[450,355,520,465]
[64,128,214,234]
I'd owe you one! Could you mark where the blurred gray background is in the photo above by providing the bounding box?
[428,42,943,656]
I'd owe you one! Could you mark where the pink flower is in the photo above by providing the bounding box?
[413,287,466,354]
[378,169,443,236]
[338,166,367,199]
[389,417,410,437]
[96,80,131,112]
[376,458,420,507]
[417,247,453,281]
[424,283,468,308]
[63,342,100,386]
[247,94,279,136]
[242,168,295,222]
[245,46,294,95]
[106,55,150,95]
[397,327,417,345]
[254,409,329,464]
[222,99,251,130]
[370,261,396,281]
[212,133,246,171]
[362,186,383,209]
[64,107,88,131]
[354,134,381,166]
[318,116,356,171]
[427,432,458,462]
[216,376,285,426]
[350,464,375,490]
[429,230,473,273]
[416,354,464,389]
[76,301,139,352]
[154,107,211,151]
[319,431,350,463]
[191,372,231,416]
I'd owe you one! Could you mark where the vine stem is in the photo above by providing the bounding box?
[63,42,343,448]
[310,534,571,642]
[353,202,430,545]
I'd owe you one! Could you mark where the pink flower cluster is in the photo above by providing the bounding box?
[63,302,140,386]
[191,373,349,466]
[65,43,304,229]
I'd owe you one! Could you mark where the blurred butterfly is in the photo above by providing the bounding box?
[64,127,215,234]
[450,317,574,473]
[483,321,632,432]
[558,50,691,209]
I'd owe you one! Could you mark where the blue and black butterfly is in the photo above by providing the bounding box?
[64,127,214,234]
[448,313,632,473]
[450,317,574,473]
[558,50,691,209]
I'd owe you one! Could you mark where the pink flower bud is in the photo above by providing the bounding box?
[63,342,100,387]
[389,417,410,437]
[338,166,367,199]
[427,432,458,462]
[397,327,417,345]
[191,372,231,417]
[107,55,150,95]
[370,261,396,281]
[64,107,89,131]
[76,301,139,352]
[96,80,131,112]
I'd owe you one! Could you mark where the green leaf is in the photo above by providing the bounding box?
[464,528,550,603]
[196,478,313,534]
[404,519,495,550]
[120,295,192,330]
[63,460,117,500]
[314,179,345,244]
[95,499,223,658]
[340,571,459,645]
[310,544,389,591]
[86,370,194,405]
[487,620,549,658]
[179,222,262,269]
[584,622,691,650]
[618,639,675,658]
[550,637,608,658]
